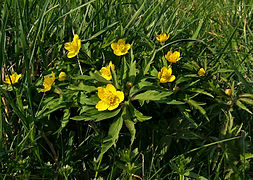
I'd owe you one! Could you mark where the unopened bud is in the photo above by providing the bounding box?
[227,101,232,106]
[126,81,133,88]
[225,89,232,96]
[173,86,180,93]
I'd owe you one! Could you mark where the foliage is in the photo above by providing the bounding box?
[0,0,253,179]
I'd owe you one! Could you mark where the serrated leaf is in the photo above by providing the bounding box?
[68,82,97,92]
[133,90,173,101]
[100,113,123,157]
[80,93,99,105]
[167,100,185,105]
[71,108,121,121]
[129,80,153,97]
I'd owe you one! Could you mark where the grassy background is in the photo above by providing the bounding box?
[0,0,253,179]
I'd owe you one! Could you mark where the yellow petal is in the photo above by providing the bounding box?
[125,44,131,51]
[96,100,109,111]
[167,75,176,82]
[109,61,115,70]
[158,72,161,79]
[111,43,118,51]
[116,91,124,102]
[64,42,73,51]
[73,34,79,43]
[67,51,78,58]
[118,39,125,44]
[106,84,116,94]
[160,78,168,83]
[59,72,67,81]
[113,49,123,56]
[108,103,119,111]
[167,67,172,76]
[198,68,205,76]
[98,87,108,99]
[78,39,81,50]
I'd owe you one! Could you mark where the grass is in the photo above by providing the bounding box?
[0,0,253,179]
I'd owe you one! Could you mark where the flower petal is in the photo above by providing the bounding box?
[125,44,131,51]
[160,78,168,83]
[167,75,176,82]
[113,50,123,56]
[96,100,109,111]
[108,103,119,111]
[116,91,124,102]
[118,39,125,44]
[167,67,172,76]
[111,43,118,51]
[98,87,108,99]
[67,51,78,58]
[158,72,161,79]
[106,84,116,94]
[64,42,73,51]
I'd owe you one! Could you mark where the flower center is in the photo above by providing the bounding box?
[108,94,118,106]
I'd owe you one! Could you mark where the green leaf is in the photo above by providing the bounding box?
[110,67,120,90]
[186,99,209,121]
[143,49,156,75]
[133,90,173,101]
[187,19,204,48]
[87,22,118,41]
[167,100,185,105]
[68,82,97,93]
[71,108,121,122]
[100,112,123,157]
[134,108,152,122]
[54,109,70,134]
[236,100,252,114]
[80,93,99,105]
[128,60,136,82]
[239,98,253,105]
[239,93,253,99]
[89,71,111,84]
[184,171,208,180]
[190,88,214,98]
[129,80,153,97]
[124,120,136,145]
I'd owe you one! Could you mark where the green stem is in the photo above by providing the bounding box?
[179,174,184,180]
[95,154,103,179]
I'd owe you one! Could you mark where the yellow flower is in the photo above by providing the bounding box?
[4,72,21,85]
[41,72,55,92]
[198,68,206,77]
[96,84,124,111]
[156,32,170,43]
[111,39,131,56]
[100,61,115,81]
[64,34,81,58]
[165,50,181,63]
[158,66,176,83]
[59,72,67,81]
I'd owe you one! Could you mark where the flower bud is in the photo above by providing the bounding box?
[126,81,133,88]
[225,89,232,96]
[226,101,232,106]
